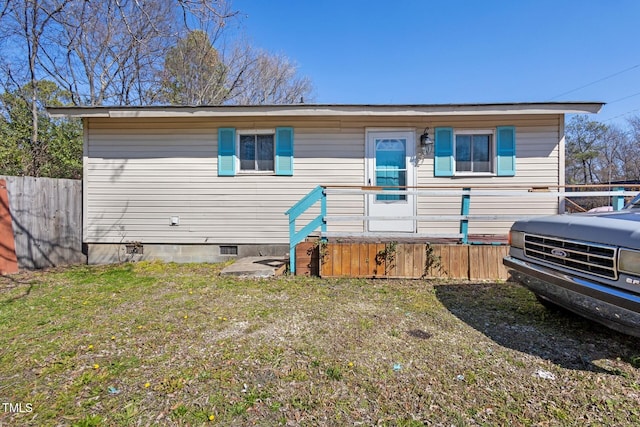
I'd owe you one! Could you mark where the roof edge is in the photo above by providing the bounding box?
[47,102,605,118]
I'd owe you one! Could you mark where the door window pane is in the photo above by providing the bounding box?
[375,138,406,201]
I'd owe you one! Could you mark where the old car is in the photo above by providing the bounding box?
[503,194,640,337]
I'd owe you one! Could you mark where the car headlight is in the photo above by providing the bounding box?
[509,230,525,249]
[619,248,640,275]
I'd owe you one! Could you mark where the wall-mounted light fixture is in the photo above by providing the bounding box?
[419,127,433,155]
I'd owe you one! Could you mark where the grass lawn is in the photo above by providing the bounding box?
[1,261,639,426]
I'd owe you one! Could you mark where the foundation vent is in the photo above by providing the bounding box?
[220,245,238,256]
[125,242,143,255]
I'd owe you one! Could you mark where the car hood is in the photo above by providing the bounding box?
[512,210,640,248]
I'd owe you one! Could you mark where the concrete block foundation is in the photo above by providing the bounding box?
[87,243,289,265]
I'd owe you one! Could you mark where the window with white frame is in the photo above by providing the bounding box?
[455,130,494,173]
[238,131,275,172]
[433,126,514,178]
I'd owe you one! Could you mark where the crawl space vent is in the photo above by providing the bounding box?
[220,246,238,256]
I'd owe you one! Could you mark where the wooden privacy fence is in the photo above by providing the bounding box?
[0,179,19,274]
[296,242,510,280]
[0,175,85,271]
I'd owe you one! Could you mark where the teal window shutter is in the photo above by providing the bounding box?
[434,127,454,177]
[496,126,516,176]
[218,127,236,176]
[275,127,294,176]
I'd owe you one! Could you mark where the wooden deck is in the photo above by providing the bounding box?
[296,240,510,280]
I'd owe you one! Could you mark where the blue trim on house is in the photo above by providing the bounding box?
[218,128,236,176]
[275,127,294,176]
[434,127,454,177]
[496,126,516,176]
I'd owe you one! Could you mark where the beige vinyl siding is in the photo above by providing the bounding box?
[85,118,365,244]
[85,114,562,244]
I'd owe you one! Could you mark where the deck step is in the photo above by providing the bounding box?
[221,256,288,278]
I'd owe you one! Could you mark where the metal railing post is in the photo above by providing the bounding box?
[289,217,296,274]
[460,188,470,244]
[613,187,625,211]
[321,189,327,236]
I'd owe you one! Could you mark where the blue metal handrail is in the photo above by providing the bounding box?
[460,187,470,244]
[284,185,326,274]
[285,185,634,273]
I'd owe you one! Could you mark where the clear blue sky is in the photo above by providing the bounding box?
[232,0,640,127]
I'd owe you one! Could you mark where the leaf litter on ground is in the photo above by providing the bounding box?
[0,261,639,426]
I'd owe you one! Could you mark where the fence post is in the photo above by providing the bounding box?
[460,188,470,244]
[0,179,19,274]
[613,187,625,211]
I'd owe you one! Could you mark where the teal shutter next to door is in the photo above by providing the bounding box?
[496,126,516,176]
[275,127,294,176]
[218,127,236,176]
[434,127,454,177]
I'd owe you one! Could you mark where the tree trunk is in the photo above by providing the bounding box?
[27,0,40,176]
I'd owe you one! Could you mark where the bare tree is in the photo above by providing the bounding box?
[157,35,314,106]
[43,0,176,105]
[0,0,10,19]
[44,0,236,106]
[226,48,313,105]
[565,115,640,185]
[158,30,228,105]
[621,116,640,182]
[565,115,607,184]
[2,0,311,108]
[596,125,627,184]
[1,0,237,106]
[0,0,71,175]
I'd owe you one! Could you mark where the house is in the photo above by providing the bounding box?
[49,102,603,265]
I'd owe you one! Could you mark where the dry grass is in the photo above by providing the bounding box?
[0,261,639,426]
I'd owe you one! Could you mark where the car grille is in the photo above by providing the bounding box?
[524,234,617,279]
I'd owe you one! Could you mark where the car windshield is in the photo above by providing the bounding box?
[625,193,640,210]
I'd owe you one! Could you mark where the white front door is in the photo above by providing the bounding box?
[366,130,416,232]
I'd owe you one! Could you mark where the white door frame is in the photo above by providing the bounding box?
[365,128,417,232]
